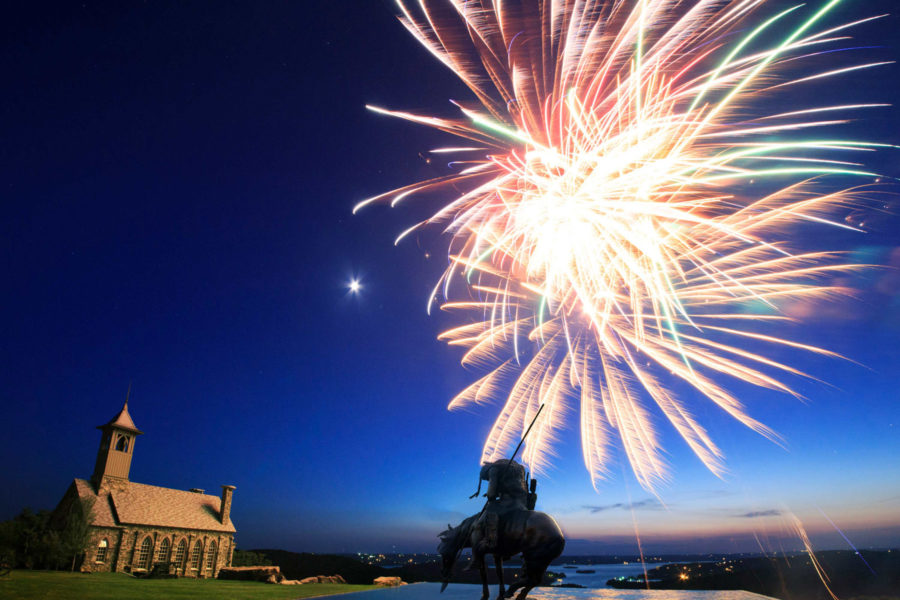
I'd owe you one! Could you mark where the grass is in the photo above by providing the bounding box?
[0,570,379,600]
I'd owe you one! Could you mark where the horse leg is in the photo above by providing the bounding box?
[479,554,489,600]
[466,526,484,572]
[514,561,544,600]
[493,554,505,600]
[502,542,531,596]
[503,561,527,599]
[469,543,486,574]
[504,576,524,599]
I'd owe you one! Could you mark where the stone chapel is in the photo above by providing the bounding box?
[54,401,236,577]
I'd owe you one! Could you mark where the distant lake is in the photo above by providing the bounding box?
[508,562,668,589]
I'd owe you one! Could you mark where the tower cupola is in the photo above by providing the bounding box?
[91,399,143,491]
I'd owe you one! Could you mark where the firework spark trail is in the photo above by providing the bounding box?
[790,513,841,600]
[622,470,652,589]
[817,507,877,575]
[358,0,892,491]
[751,510,840,600]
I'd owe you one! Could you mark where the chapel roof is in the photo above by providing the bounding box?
[97,401,143,435]
[73,478,235,533]
[73,479,117,527]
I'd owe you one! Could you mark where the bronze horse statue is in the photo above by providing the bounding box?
[438,509,565,600]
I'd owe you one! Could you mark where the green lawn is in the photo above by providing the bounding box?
[0,570,378,600]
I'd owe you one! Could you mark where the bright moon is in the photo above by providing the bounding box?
[348,279,361,293]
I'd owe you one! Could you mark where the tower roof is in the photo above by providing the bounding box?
[97,401,143,435]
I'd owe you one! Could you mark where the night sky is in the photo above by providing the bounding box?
[2,1,899,555]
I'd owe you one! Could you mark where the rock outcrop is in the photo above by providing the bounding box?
[373,576,407,586]
[217,565,350,585]
[298,574,347,584]
[218,565,284,583]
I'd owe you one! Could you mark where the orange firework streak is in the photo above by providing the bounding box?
[357,0,891,491]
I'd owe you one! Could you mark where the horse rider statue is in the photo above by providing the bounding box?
[467,459,537,568]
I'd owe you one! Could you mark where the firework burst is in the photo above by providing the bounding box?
[356,0,891,491]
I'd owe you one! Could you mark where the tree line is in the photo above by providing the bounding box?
[0,498,94,571]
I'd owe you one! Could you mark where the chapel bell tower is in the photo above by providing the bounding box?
[91,399,143,491]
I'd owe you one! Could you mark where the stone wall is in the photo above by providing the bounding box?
[83,526,121,573]
[82,525,234,578]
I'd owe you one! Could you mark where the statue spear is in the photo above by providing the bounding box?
[469,403,545,500]
[506,403,545,467]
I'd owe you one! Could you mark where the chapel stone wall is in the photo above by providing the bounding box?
[83,525,233,577]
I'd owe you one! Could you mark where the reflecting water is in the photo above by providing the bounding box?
[542,563,669,588]
[336,582,775,600]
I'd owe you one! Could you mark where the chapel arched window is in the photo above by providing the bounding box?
[174,539,187,568]
[115,434,129,452]
[190,540,203,570]
[96,538,108,563]
[205,540,217,570]
[137,536,152,569]
[157,537,170,563]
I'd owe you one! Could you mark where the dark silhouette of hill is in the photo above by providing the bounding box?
[608,550,899,600]
[251,549,562,586]
[391,555,562,586]
[251,549,389,584]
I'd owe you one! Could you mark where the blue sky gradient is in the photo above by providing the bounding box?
[1,1,898,554]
